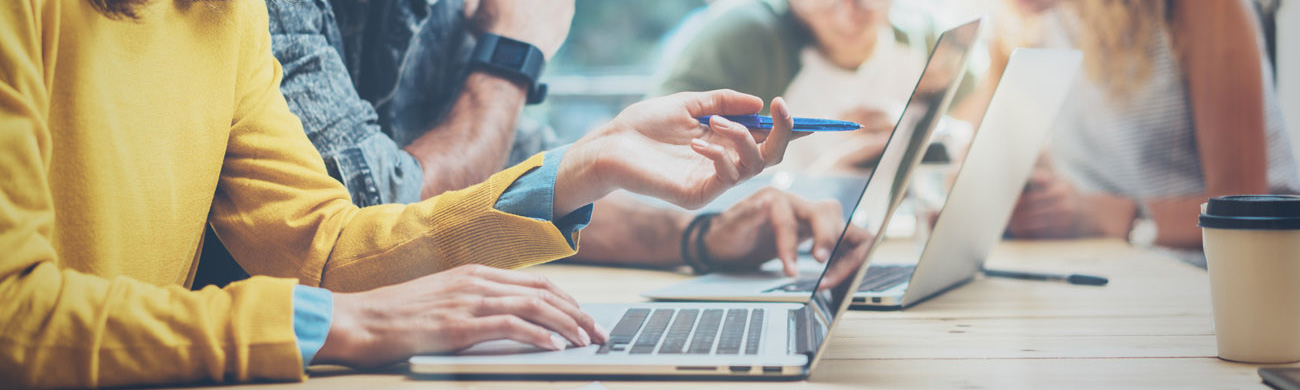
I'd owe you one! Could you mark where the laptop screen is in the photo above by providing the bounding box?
[799,19,981,360]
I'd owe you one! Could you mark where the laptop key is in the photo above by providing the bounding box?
[687,309,725,354]
[790,307,813,355]
[629,309,674,354]
[715,309,750,354]
[658,309,699,354]
[861,268,913,292]
[596,308,650,354]
[862,265,914,291]
[744,309,764,355]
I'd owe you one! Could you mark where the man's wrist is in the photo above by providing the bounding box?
[463,71,528,100]
[469,33,547,104]
[671,210,695,266]
[401,72,526,198]
[681,213,721,274]
[466,67,530,96]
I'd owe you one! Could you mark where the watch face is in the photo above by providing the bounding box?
[492,42,529,68]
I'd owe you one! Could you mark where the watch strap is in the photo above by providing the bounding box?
[471,33,548,104]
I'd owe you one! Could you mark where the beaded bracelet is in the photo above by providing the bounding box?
[680,213,720,274]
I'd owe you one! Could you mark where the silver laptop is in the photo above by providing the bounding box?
[643,48,1083,310]
[407,19,983,381]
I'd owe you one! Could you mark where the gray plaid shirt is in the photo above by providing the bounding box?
[266,0,555,206]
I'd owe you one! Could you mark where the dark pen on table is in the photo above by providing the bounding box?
[983,268,1109,286]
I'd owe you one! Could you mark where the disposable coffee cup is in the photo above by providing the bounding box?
[1199,195,1300,363]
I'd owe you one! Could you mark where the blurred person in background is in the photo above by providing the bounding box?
[652,0,976,173]
[986,0,1299,251]
[239,0,850,284]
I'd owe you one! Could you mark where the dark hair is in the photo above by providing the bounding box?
[88,0,151,19]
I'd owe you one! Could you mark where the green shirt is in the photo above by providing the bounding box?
[653,0,809,112]
[652,0,973,112]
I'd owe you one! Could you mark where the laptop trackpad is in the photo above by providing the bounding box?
[457,334,582,356]
[758,258,830,277]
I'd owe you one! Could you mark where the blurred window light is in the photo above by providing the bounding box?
[530,0,705,142]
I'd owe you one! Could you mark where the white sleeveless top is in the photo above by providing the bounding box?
[1047,22,1300,213]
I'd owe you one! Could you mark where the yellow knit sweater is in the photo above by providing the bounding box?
[0,0,580,387]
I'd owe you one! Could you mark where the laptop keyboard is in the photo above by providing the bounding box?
[768,264,916,293]
[596,308,765,355]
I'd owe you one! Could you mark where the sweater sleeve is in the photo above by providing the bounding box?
[0,2,303,388]
[494,145,595,249]
[208,0,581,293]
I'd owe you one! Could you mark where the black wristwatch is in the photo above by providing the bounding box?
[469,33,548,105]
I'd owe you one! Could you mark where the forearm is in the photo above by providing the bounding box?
[404,72,528,197]
[1086,194,1210,249]
[566,193,690,267]
[1177,1,1270,194]
[1145,196,1218,249]
[1077,193,1138,239]
[0,264,302,388]
[215,140,577,292]
[1137,1,1271,251]
[318,154,579,290]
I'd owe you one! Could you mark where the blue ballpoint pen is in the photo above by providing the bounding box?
[696,114,861,132]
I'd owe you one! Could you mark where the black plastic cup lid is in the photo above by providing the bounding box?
[1199,195,1300,230]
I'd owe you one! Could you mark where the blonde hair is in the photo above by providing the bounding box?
[1062,0,1171,100]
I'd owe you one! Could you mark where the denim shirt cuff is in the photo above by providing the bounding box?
[292,285,333,368]
[494,144,594,248]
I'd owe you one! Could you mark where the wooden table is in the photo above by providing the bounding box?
[205,239,1298,389]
